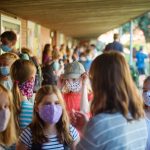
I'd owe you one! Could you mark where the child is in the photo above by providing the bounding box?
[61,61,90,118]
[16,85,79,150]
[143,76,150,150]
[0,52,19,90]
[10,59,36,136]
[0,31,17,53]
[0,84,16,149]
[42,50,63,85]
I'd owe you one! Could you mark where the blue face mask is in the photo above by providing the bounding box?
[1,45,12,52]
[0,66,10,76]
[3,77,13,90]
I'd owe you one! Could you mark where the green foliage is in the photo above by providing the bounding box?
[138,13,150,42]
[121,12,150,42]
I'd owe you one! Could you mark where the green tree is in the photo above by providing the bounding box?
[137,13,150,43]
[122,12,150,43]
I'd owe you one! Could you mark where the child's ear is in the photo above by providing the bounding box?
[35,105,39,112]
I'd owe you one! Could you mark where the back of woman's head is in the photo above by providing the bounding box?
[0,84,16,146]
[10,59,36,134]
[31,85,72,144]
[90,51,144,120]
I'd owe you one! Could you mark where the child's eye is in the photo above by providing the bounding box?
[4,105,8,109]
[55,102,60,105]
[45,102,52,105]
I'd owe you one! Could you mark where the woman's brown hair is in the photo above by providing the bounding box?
[89,51,144,120]
[30,85,73,144]
[0,84,16,146]
[10,59,36,136]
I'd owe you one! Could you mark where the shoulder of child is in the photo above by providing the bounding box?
[19,127,32,149]
[69,124,79,141]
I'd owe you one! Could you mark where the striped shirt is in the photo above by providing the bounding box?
[20,125,79,150]
[77,112,148,150]
[19,100,33,128]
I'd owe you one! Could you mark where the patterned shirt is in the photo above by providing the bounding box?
[20,125,79,150]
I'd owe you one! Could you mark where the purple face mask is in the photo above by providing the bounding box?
[19,79,35,99]
[38,104,62,124]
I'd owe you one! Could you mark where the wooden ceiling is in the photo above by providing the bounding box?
[0,0,150,39]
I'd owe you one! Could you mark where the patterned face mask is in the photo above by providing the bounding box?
[19,78,35,99]
[143,91,150,106]
[66,80,82,92]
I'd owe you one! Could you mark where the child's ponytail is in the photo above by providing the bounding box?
[11,81,21,136]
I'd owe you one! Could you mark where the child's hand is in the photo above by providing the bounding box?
[70,109,77,126]
[73,111,89,132]
[81,72,89,85]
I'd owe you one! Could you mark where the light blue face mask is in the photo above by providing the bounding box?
[3,77,13,90]
[1,44,12,52]
[0,66,10,76]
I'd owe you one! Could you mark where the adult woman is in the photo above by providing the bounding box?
[75,51,148,150]
[142,76,150,150]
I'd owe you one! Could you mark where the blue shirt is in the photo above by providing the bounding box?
[136,51,147,69]
[105,41,123,52]
[77,112,148,150]
[19,100,33,128]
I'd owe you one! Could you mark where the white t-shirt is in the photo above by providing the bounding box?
[19,125,79,150]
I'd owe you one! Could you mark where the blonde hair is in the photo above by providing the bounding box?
[10,59,36,135]
[0,84,16,146]
[30,85,73,145]
[0,52,19,65]
[90,51,144,120]
[21,47,33,56]
[52,50,60,60]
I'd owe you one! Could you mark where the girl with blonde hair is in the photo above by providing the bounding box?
[0,84,16,149]
[10,59,36,136]
[0,52,19,90]
[17,85,79,150]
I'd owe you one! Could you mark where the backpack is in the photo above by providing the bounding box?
[42,62,57,86]
[30,56,43,92]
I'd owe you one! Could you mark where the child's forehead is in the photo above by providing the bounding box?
[42,93,59,102]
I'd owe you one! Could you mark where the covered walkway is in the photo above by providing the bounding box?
[0,0,150,40]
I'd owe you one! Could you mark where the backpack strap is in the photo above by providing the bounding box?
[31,143,42,150]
